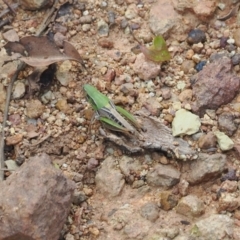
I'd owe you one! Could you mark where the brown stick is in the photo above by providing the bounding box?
[3,0,17,15]
[0,3,18,18]
[0,61,25,180]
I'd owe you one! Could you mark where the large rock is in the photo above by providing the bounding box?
[146,164,180,188]
[149,0,201,40]
[186,153,226,184]
[172,0,217,21]
[95,156,125,197]
[0,153,75,240]
[194,214,234,239]
[192,57,240,116]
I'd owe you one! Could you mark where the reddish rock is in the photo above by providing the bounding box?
[8,114,21,126]
[20,0,53,10]
[104,69,116,82]
[172,0,217,20]
[6,134,23,146]
[98,38,114,49]
[0,153,75,240]
[193,0,217,20]
[192,57,240,116]
[198,131,217,150]
[132,53,161,80]
[161,88,171,100]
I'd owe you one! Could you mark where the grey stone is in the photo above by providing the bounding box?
[97,19,109,37]
[176,194,205,217]
[95,156,125,197]
[218,112,237,136]
[186,153,226,184]
[146,164,180,188]
[140,202,159,222]
[195,214,234,239]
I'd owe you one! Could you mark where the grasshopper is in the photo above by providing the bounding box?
[83,84,141,135]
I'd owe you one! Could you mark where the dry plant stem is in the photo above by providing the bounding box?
[0,3,18,18]
[3,0,17,15]
[0,62,25,180]
[0,17,11,29]
[35,0,59,36]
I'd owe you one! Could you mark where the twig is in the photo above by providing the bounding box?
[0,61,25,180]
[35,0,59,36]
[0,3,18,18]
[29,133,51,147]
[0,168,16,171]
[0,17,12,29]
[3,0,17,15]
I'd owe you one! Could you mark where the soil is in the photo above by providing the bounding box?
[1,0,240,239]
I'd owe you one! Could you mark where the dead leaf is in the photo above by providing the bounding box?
[4,36,85,68]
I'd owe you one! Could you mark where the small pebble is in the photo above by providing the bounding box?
[97,19,109,37]
[187,29,206,44]
[82,24,91,32]
[195,61,207,72]
[231,54,240,65]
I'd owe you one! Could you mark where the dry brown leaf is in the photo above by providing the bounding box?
[4,36,85,68]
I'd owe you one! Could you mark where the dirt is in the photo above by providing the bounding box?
[1,0,240,239]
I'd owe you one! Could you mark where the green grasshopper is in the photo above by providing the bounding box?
[83,84,141,135]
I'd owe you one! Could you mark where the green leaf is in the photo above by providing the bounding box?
[140,35,171,63]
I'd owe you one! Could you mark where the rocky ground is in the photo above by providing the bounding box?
[1,0,240,239]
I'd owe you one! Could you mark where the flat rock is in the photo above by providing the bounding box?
[186,153,226,184]
[12,81,26,99]
[149,0,200,40]
[140,202,159,222]
[56,60,72,86]
[176,194,205,217]
[218,112,237,136]
[146,164,180,188]
[0,153,75,240]
[192,57,240,116]
[195,214,234,239]
[172,109,201,136]
[214,131,234,151]
[172,0,217,20]
[95,156,125,197]
[148,0,180,36]
[2,29,19,42]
